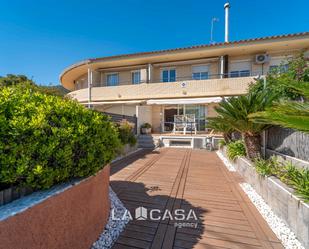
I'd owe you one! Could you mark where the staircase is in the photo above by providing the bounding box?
[138,135,158,149]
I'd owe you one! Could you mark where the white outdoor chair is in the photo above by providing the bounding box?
[173,115,186,134]
[185,114,197,135]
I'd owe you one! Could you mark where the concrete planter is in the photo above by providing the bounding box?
[122,143,138,155]
[220,147,309,248]
[0,165,110,249]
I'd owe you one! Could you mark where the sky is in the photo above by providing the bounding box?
[0,0,308,86]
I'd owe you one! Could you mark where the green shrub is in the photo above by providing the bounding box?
[254,157,279,176]
[279,163,309,202]
[226,140,246,160]
[116,120,137,146]
[252,157,309,202]
[218,139,226,149]
[0,87,121,190]
[141,123,151,129]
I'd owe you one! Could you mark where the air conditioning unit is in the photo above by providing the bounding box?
[255,54,270,64]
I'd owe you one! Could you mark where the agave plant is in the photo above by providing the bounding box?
[214,91,275,159]
[207,116,234,143]
[250,82,309,133]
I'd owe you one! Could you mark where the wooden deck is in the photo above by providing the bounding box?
[110,148,283,249]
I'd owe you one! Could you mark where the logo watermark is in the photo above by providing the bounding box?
[112,206,198,228]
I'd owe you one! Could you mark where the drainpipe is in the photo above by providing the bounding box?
[262,75,267,158]
[147,63,152,83]
[87,67,93,109]
[220,56,224,79]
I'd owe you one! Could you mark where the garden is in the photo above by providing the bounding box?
[0,77,137,249]
[208,54,309,248]
[208,54,309,201]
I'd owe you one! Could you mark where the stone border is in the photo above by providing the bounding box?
[92,187,130,249]
[240,183,304,249]
[0,165,110,249]
[219,148,309,249]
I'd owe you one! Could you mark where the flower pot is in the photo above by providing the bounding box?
[141,128,151,134]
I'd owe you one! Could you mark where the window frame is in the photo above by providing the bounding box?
[106,72,119,86]
[131,70,141,84]
[161,68,176,82]
[192,64,209,80]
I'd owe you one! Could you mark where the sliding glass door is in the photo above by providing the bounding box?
[163,104,207,132]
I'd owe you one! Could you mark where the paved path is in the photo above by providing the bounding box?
[110,148,283,249]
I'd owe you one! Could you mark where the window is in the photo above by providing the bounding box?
[132,71,141,84]
[106,73,119,86]
[269,64,289,73]
[192,65,209,80]
[161,69,176,82]
[229,61,251,78]
[230,70,250,78]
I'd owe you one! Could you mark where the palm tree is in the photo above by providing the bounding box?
[207,116,234,143]
[214,91,275,159]
[250,82,309,133]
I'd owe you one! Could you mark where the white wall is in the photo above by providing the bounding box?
[136,105,153,134]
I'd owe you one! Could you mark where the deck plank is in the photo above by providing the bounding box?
[110,148,282,249]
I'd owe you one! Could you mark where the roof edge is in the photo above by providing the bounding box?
[60,31,309,85]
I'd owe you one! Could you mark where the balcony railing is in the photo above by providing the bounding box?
[74,71,265,91]
[69,75,257,103]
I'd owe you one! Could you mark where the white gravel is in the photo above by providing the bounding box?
[216,150,236,171]
[240,183,305,249]
[91,187,130,249]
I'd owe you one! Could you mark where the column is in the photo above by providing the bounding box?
[87,68,93,109]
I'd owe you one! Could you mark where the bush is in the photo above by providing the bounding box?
[141,123,151,129]
[252,157,309,202]
[0,87,121,190]
[226,140,246,161]
[116,120,137,146]
[278,162,309,202]
[254,157,279,176]
[218,139,226,149]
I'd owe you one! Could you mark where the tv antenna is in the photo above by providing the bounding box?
[210,17,219,44]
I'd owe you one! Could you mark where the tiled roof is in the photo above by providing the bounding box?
[89,32,309,62]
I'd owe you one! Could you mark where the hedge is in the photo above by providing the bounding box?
[0,87,121,190]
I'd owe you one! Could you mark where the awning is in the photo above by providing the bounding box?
[81,100,145,105]
[146,97,223,105]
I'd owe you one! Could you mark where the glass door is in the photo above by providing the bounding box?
[164,105,177,131]
[163,104,207,132]
[183,105,206,131]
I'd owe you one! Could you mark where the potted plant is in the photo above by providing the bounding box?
[141,123,152,134]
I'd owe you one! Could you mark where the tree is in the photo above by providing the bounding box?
[207,116,234,143]
[250,82,309,133]
[248,54,309,100]
[214,91,275,159]
[0,74,35,87]
[249,54,309,133]
[0,74,69,96]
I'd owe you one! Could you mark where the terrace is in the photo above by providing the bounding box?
[110,148,283,249]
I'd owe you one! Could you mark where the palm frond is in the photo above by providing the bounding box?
[214,91,275,134]
[250,101,309,133]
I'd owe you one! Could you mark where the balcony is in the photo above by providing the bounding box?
[68,76,256,103]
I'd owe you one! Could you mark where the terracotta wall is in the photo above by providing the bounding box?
[0,165,110,249]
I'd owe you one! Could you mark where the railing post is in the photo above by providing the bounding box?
[87,67,93,109]
[220,56,224,79]
[147,64,153,83]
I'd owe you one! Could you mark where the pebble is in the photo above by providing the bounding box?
[91,187,130,249]
[240,183,305,249]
